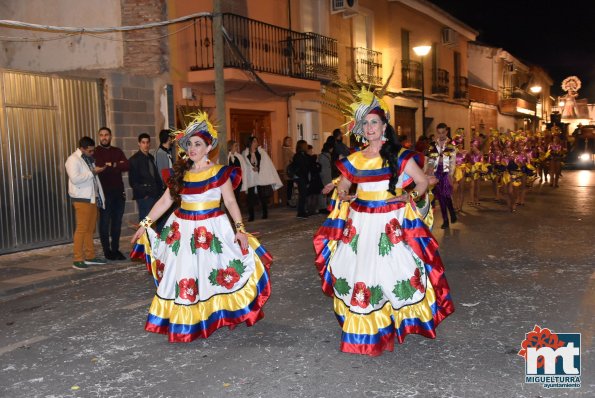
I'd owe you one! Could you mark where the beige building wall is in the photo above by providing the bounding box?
[0,0,123,71]
[1,0,171,227]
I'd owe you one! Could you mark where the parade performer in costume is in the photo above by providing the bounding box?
[451,130,468,213]
[534,133,550,184]
[130,111,272,342]
[427,123,458,228]
[467,135,486,206]
[313,86,454,356]
[486,130,504,203]
[548,130,565,188]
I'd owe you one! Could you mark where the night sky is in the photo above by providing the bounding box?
[428,0,595,102]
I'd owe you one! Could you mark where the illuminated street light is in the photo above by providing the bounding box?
[530,85,543,131]
[413,45,432,136]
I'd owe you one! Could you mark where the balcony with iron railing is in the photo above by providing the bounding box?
[353,47,382,86]
[500,87,538,104]
[432,69,449,96]
[454,76,468,100]
[189,13,338,83]
[401,60,422,90]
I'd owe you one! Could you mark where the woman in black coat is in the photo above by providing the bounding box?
[292,140,312,218]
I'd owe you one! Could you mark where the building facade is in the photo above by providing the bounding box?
[167,0,478,161]
[0,0,171,253]
[468,42,553,135]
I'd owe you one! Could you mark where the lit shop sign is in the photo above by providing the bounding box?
[516,107,535,116]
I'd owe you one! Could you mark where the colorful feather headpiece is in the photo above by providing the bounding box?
[321,69,394,142]
[175,111,218,152]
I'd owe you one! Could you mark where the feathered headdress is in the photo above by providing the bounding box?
[175,111,218,152]
[321,69,394,142]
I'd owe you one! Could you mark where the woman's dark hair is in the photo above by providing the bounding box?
[378,118,403,195]
[227,139,236,151]
[247,136,258,149]
[168,157,193,204]
[322,142,333,153]
[295,139,308,153]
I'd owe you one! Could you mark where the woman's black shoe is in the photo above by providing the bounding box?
[441,222,449,229]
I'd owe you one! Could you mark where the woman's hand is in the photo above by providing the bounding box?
[386,193,410,203]
[321,182,335,195]
[130,227,146,243]
[337,190,355,201]
[235,231,248,251]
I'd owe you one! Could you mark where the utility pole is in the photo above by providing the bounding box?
[213,0,227,164]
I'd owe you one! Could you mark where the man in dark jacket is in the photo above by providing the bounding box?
[94,127,129,260]
[128,133,162,221]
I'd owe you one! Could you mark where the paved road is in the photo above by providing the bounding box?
[0,171,593,397]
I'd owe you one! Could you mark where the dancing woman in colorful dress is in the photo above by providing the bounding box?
[313,88,454,356]
[130,112,272,342]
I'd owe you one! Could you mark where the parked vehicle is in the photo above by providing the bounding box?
[567,125,595,169]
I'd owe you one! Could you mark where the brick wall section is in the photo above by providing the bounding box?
[107,72,157,228]
[121,0,168,76]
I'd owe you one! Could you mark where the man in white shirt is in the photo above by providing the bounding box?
[65,136,108,269]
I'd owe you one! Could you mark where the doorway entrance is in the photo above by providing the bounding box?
[230,109,272,155]
[394,105,417,144]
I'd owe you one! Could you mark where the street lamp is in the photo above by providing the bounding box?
[530,85,542,131]
[413,45,431,136]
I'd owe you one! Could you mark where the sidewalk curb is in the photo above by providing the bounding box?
[0,262,144,303]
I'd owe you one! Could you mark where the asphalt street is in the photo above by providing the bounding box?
[0,170,593,398]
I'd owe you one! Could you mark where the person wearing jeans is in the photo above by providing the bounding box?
[94,127,129,261]
[129,133,162,222]
[65,136,108,270]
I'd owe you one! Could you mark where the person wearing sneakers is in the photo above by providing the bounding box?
[94,127,130,261]
[65,136,108,269]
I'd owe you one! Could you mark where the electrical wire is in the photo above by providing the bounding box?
[0,12,211,33]
[0,33,80,42]
[85,22,195,43]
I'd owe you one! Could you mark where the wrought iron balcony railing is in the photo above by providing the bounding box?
[401,60,422,90]
[500,87,538,104]
[454,76,468,99]
[353,47,382,86]
[190,14,338,83]
[432,68,449,96]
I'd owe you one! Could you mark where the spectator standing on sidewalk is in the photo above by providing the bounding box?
[331,128,350,178]
[154,129,175,232]
[242,136,283,221]
[94,127,129,261]
[129,133,162,222]
[65,136,108,270]
[292,139,312,219]
[318,142,333,212]
[227,139,249,203]
[281,136,295,206]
